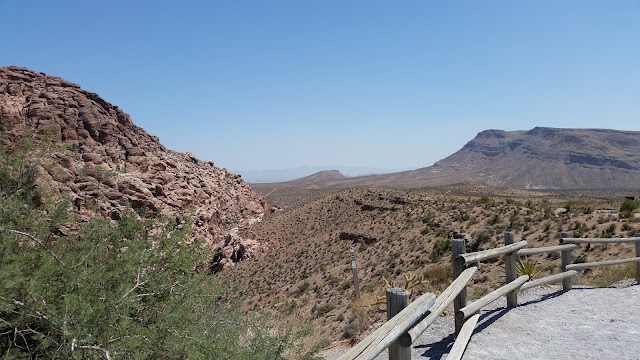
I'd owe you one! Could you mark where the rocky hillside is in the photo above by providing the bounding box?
[0,66,271,270]
[263,128,640,190]
[227,185,638,341]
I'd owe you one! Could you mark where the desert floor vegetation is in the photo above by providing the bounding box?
[240,184,640,341]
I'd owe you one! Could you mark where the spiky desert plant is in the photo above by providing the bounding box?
[516,257,548,280]
[374,271,430,304]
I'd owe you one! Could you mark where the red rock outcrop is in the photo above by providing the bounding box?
[0,66,272,270]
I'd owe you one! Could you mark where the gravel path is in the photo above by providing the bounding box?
[322,280,640,360]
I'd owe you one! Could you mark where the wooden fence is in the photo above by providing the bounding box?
[338,232,640,360]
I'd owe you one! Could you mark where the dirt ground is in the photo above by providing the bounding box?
[322,280,640,360]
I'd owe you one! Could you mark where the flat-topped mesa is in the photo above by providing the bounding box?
[0,66,273,271]
[269,127,640,190]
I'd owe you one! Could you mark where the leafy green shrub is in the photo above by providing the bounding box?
[620,199,640,217]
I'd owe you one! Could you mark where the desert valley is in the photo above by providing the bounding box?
[2,66,640,358]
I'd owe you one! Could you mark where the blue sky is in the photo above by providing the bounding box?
[2,1,639,178]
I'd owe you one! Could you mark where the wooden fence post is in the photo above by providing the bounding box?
[386,288,410,360]
[635,233,640,284]
[560,232,572,290]
[504,232,518,307]
[452,238,467,335]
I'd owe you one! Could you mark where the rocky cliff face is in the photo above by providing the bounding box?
[0,66,272,270]
[434,127,640,189]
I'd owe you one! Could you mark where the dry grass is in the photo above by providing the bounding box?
[224,185,639,342]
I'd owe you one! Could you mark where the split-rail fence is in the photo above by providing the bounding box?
[338,232,640,360]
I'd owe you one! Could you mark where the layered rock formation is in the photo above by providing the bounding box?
[264,127,640,190]
[0,66,272,270]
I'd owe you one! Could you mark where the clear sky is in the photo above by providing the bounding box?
[2,1,639,177]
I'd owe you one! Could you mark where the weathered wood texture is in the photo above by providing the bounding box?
[560,237,640,244]
[560,232,572,290]
[636,233,640,283]
[519,270,578,291]
[407,266,478,343]
[458,275,529,320]
[504,232,518,308]
[338,292,436,360]
[459,241,528,266]
[387,289,410,360]
[444,313,480,360]
[565,257,640,271]
[452,239,467,335]
[517,244,580,256]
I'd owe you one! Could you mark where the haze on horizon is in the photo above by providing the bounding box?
[1,1,639,180]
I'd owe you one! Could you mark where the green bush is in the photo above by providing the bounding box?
[316,303,335,316]
[340,280,352,290]
[470,231,491,252]
[298,281,311,293]
[620,199,640,217]
[429,238,452,261]
[0,139,321,359]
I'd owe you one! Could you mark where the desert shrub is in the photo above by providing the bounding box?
[469,230,491,252]
[430,238,452,261]
[424,265,452,288]
[0,142,321,360]
[343,322,359,339]
[298,281,311,294]
[591,264,636,287]
[620,199,640,218]
[487,214,502,225]
[420,226,431,235]
[340,280,352,290]
[316,304,335,316]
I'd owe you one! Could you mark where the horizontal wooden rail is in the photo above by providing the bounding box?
[517,244,580,257]
[407,266,478,343]
[458,241,528,266]
[338,292,436,360]
[519,270,578,291]
[444,313,480,360]
[560,237,640,244]
[565,257,640,271]
[457,275,529,320]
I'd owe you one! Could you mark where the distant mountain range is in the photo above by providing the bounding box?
[256,127,640,190]
[236,166,405,183]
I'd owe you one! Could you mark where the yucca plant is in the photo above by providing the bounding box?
[516,257,549,280]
